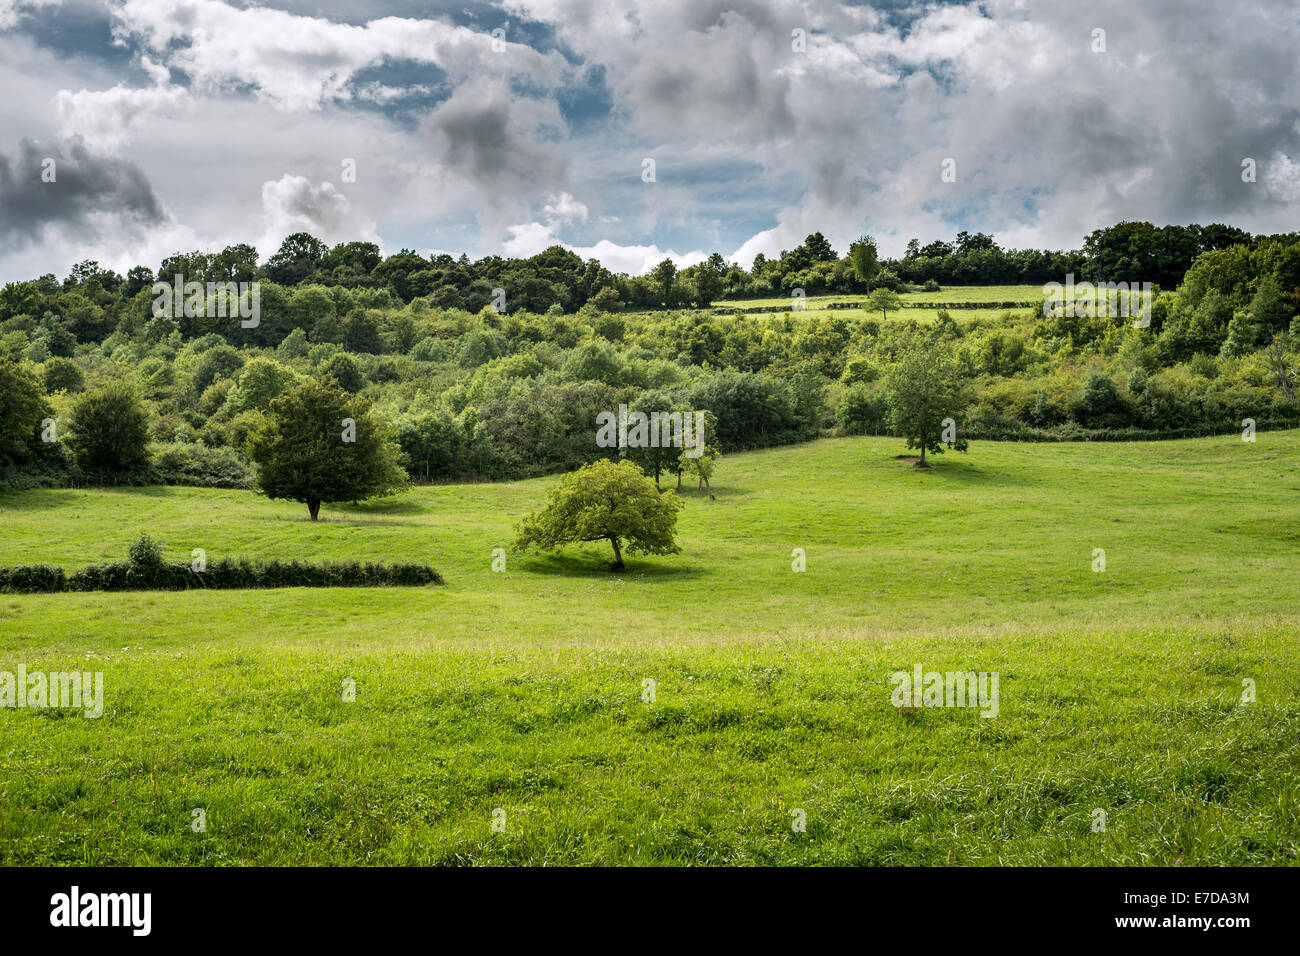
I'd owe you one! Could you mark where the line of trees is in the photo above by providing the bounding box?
[4,223,1293,361]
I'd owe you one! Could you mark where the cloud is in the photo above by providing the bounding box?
[543,191,588,223]
[55,58,187,150]
[110,0,568,111]
[3,0,1300,281]
[0,0,59,31]
[0,136,164,251]
[502,219,706,275]
[258,173,380,256]
[419,76,570,233]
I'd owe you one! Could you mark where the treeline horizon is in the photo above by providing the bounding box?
[3,221,1296,340]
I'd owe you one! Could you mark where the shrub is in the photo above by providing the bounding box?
[0,564,66,593]
[837,384,889,434]
[127,532,166,568]
[63,557,442,591]
[408,336,447,362]
[151,441,254,488]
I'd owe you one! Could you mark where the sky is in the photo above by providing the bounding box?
[0,0,1297,283]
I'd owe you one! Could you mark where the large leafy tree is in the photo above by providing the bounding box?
[884,335,971,467]
[263,232,328,286]
[248,378,407,520]
[515,459,681,570]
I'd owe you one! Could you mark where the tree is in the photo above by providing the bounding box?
[1264,332,1296,405]
[864,287,902,321]
[587,286,622,313]
[649,259,679,308]
[248,378,407,520]
[42,357,84,393]
[1220,310,1260,358]
[0,357,49,467]
[1250,275,1293,335]
[803,232,836,262]
[263,232,327,286]
[884,336,971,466]
[514,458,681,570]
[224,357,296,413]
[677,444,720,499]
[67,382,151,472]
[848,236,879,286]
[320,353,364,392]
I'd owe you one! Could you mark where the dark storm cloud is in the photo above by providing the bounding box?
[0,137,164,249]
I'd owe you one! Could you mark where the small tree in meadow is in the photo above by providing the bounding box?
[515,459,681,570]
[864,288,902,322]
[884,336,970,467]
[677,444,720,499]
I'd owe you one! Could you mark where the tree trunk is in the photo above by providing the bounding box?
[703,476,714,500]
[919,443,926,466]
[676,471,682,491]
[308,499,321,521]
[609,536,624,571]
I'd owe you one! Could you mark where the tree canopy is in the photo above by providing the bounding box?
[515,458,682,570]
[248,378,407,519]
[884,335,971,466]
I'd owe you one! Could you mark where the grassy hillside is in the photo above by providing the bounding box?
[1,433,1297,864]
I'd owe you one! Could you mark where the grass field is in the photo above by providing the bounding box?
[1,433,1298,864]
[700,285,1051,326]
[714,285,1049,310]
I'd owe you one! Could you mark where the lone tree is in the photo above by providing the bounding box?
[248,378,407,520]
[677,444,720,499]
[884,335,971,467]
[864,287,902,322]
[515,458,681,571]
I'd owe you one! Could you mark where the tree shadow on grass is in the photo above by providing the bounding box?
[0,484,188,511]
[333,496,428,517]
[513,551,706,580]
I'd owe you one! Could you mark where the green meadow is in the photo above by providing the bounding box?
[1,432,1298,865]
[699,284,1054,326]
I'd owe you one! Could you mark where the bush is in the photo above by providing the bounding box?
[837,384,889,434]
[127,532,166,568]
[64,557,442,591]
[1,535,445,592]
[408,336,447,362]
[150,441,254,488]
[0,564,67,593]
